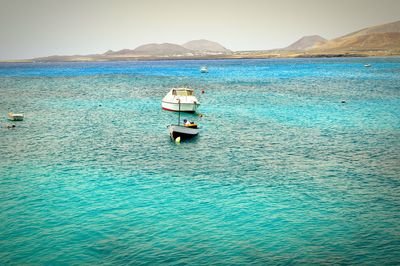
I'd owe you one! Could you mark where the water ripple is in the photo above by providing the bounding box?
[1,58,400,265]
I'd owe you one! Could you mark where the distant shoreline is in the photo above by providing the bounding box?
[2,51,400,63]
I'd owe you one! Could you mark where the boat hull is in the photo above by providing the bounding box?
[200,67,208,73]
[167,125,199,140]
[162,101,199,112]
[8,113,24,121]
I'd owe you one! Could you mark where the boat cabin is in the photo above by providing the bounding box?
[172,89,194,96]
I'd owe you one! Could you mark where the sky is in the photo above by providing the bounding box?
[0,0,399,60]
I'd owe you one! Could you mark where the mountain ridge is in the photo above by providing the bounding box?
[341,20,400,38]
[103,39,231,57]
[311,20,400,52]
[283,35,327,51]
[27,20,400,62]
[182,39,231,53]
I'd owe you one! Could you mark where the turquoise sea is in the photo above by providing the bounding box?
[1,58,399,265]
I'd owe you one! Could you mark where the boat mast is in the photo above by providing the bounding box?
[178,99,181,125]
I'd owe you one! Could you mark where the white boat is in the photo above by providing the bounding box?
[364,64,371,67]
[200,66,208,73]
[162,88,200,112]
[7,112,24,121]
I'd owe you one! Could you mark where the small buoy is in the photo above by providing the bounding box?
[198,113,203,118]
[99,104,102,107]
[201,90,205,94]
[175,136,181,143]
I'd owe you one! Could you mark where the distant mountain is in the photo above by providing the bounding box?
[103,49,134,56]
[182,39,231,53]
[28,22,400,63]
[133,43,193,56]
[341,20,400,38]
[283,35,327,51]
[102,40,230,57]
[104,43,192,56]
[33,39,232,62]
[312,20,400,52]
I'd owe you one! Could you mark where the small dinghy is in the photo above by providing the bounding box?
[168,124,199,140]
[8,112,24,121]
[364,64,371,67]
[167,100,199,141]
[200,66,208,73]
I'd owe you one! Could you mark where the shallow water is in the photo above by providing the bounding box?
[1,58,400,265]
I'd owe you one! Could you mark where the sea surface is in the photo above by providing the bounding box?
[0,58,399,265]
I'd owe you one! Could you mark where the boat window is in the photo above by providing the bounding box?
[172,90,177,96]
[175,90,194,96]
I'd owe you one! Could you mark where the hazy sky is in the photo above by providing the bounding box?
[0,0,399,60]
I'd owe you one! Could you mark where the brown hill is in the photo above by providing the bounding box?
[342,20,400,38]
[105,40,231,57]
[283,35,327,51]
[105,43,193,56]
[133,43,193,56]
[182,39,231,53]
[103,49,135,56]
[314,32,400,51]
[313,20,400,52]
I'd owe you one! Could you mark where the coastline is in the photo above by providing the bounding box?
[1,50,399,63]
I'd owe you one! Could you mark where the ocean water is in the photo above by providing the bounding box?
[0,58,399,265]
